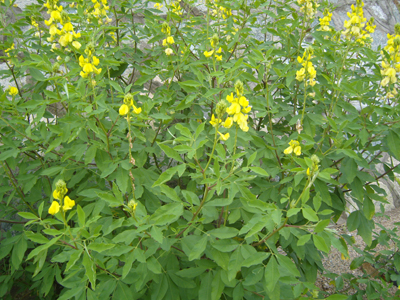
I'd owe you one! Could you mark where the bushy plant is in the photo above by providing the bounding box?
[1,0,400,299]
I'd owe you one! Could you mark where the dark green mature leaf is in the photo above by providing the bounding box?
[150,202,183,226]
[209,227,239,239]
[29,68,46,81]
[385,130,400,160]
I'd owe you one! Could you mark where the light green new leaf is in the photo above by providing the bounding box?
[82,252,96,289]
[302,207,318,222]
[96,191,123,207]
[313,235,330,253]
[77,205,85,228]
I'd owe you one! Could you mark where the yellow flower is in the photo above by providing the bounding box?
[216,47,222,53]
[226,93,234,103]
[242,106,251,114]
[165,48,173,55]
[284,140,302,156]
[307,168,310,176]
[83,63,94,73]
[162,39,167,46]
[72,41,81,49]
[223,117,233,128]
[238,96,249,107]
[154,3,163,9]
[210,114,221,127]
[63,196,75,211]
[92,56,100,66]
[226,102,241,115]
[132,105,142,114]
[48,201,60,215]
[63,22,74,32]
[8,86,18,96]
[53,189,63,200]
[218,132,230,141]
[216,55,222,61]
[204,50,214,58]
[166,36,174,44]
[119,104,129,115]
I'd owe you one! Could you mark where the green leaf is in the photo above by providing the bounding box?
[88,243,115,253]
[77,205,85,227]
[242,252,270,268]
[150,226,164,244]
[314,219,330,233]
[178,80,202,87]
[297,234,311,246]
[152,164,186,187]
[228,248,243,281]
[198,271,212,300]
[265,256,280,292]
[189,235,208,261]
[82,251,96,289]
[385,130,400,160]
[65,250,83,272]
[209,227,239,239]
[211,270,224,300]
[160,184,182,202]
[96,191,123,207]
[326,295,348,300]
[287,208,300,217]
[122,251,136,279]
[363,196,375,220]
[85,145,97,165]
[11,236,27,270]
[29,68,46,81]
[276,254,300,276]
[249,166,269,176]
[25,231,48,244]
[313,235,329,253]
[158,143,183,163]
[147,256,162,274]
[40,166,64,176]
[150,202,183,226]
[27,236,61,260]
[17,212,38,220]
[302,207,318,222]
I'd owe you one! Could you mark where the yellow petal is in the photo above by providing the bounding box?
[62,196,75,211]
[48,201,60,215]
[119,104,129,115]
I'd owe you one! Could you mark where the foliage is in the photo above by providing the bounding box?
[0,0,400,299]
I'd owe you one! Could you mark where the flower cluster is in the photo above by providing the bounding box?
[48,180,75,215]
[225,80,251,132]
[343,0,375,45]
[154,3,163,10]
[210,0,232,20]
[297,0,319,20]
[204,34,223,61]
[4,43,14,66]
[85,0,111,24]
[44,0,81,49]
[119,93,142,116]
[79,44,102,78]
[161,22,175,56]
[170,0,183,16]
[318,9,332,32]
[296,48,317,87]
[284,140,302,156]
[380,25,400,93]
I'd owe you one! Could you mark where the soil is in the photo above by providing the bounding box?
[316,207,400,298]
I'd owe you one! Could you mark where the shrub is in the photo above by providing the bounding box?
[1,0,400,299]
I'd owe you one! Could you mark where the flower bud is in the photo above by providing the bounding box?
[124,93,133,105]
[395,23,400,35]
[234,79,244,97]
[56,179,66,190]
[394,37,400,48]
[311,154,320,165]
[215,100,227,118]
[53,62,60,73]
[128,199,138,211]
[211,34,219,48]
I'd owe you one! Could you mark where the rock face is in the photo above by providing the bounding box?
[329,0,400,49]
